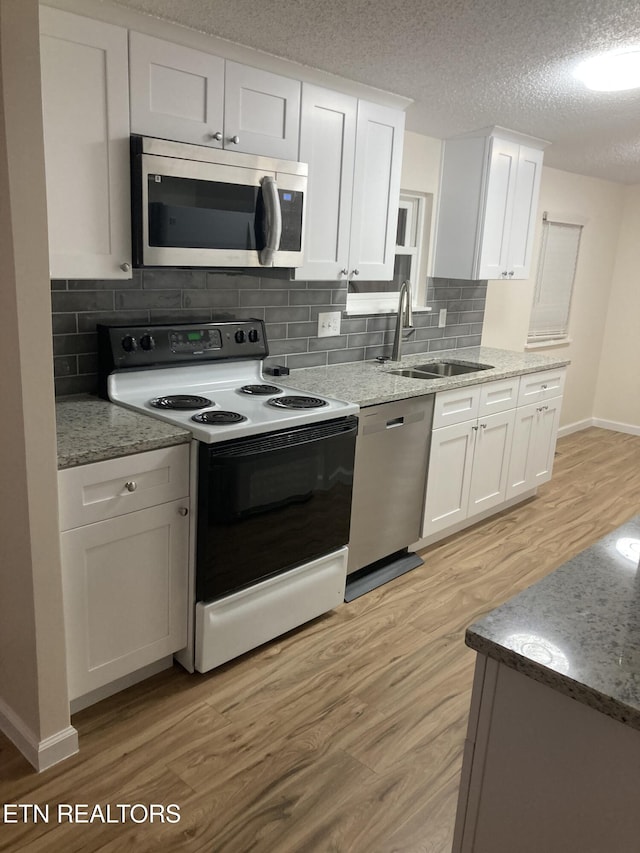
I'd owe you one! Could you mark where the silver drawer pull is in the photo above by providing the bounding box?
[125,481,137,492]
[386,417,404,428]
[178,507,189,517]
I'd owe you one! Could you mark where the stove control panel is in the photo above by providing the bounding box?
[97,320,268,389]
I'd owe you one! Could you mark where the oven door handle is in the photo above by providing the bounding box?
[259,176,282,266]
[208,417,358,459]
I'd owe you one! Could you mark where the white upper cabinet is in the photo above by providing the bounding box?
[432,127,546,281]
[40,7,132,280]
[296,85,357,280]
[350,101,405,281]
[129,32,301,159]
[296,87,404,281]
[224,61,301,160]
[129,32,225,147]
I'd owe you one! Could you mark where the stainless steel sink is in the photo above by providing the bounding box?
[388,360,494,380]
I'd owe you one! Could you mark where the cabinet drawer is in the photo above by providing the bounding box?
[517,368,566,406]
[432,385,481,429]
[478,377,520,418]
[58,444,190,530]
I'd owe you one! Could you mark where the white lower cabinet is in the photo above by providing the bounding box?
[506,396,562,499]
[58,446,190,703]
[421,370,564,541]
[423,408,515,538]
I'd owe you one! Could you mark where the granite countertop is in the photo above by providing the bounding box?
[279,346,570,407]
[466,515,640,730]
[56,396,191,469]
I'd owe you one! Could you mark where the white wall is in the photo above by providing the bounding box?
[0,0,76,770]
[400,130,441,304]
[594,184,640,432]
[483,166,626,430]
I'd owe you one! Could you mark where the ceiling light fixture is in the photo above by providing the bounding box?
[573,48,640,91]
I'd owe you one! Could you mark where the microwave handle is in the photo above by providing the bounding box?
[259,176,282,266]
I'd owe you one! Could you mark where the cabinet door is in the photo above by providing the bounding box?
[295,85,357,281]
[60,500,189,700]
[467,409,516,517]
[506,396,562,499]
[348,101,405,280]
[507,146,544,278]
[422,420,476,538]
[529,396,562,487]
[224,62,300,159]
[40,7,132,280]
[478,138,519,280]
[129,32,224,147]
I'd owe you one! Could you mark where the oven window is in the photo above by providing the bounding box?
[147,174,259,250]
[196,419,356,602]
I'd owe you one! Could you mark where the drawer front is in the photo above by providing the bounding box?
[58,444,190,530]
[517,368,566,406]
[432,385,481,429]
[477,377,520,418]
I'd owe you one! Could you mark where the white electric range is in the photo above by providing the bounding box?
[97,319,358,673]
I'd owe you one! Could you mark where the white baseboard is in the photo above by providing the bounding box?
[558,418,640,438]
[557,418,592,437]
[592,418,640,436]
[0,696,78,772]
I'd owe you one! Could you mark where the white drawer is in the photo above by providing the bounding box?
[58,444,190,531]
[432,385,481,429]
[517,368,566,406]
[478,377,520,418]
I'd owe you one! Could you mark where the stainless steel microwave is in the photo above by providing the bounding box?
[130,135,307,268]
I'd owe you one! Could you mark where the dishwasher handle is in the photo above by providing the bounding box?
[360,407,428,436]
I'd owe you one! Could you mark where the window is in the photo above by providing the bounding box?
[527,215,583,345]
[346,192,425,314]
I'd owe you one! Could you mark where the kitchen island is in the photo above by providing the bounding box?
[452,515,640,853]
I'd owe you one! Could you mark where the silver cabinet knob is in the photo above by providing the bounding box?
[472,425,479,432]
[351,268,360,276]
[125,481,137,492]
[339,268,349,276]
[210,131,223,141]
[228,135,240,144]
[501,271,508,278]
[508,270,514,277]
[178,506,189,517]
[120,262,131,273]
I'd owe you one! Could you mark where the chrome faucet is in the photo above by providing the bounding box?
[391,280,414,361]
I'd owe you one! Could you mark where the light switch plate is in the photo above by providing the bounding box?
[317,311,341,337]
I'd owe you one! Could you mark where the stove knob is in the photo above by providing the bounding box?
[235,329,247,344]
[140,334,156,352]
[121,335,137,353]
[248,328,259,343]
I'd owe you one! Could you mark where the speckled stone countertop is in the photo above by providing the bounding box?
[56,396,190,469]
[280,346,570,407]
[467,515,640,730]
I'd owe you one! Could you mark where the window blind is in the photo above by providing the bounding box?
[528,220,582,341]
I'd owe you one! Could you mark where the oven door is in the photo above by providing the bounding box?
[196,416,357,602]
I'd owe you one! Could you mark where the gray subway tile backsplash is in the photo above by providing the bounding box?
[50,271,487,396]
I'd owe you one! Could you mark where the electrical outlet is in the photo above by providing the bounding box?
[317,311,341,338]
[438,308,447,328]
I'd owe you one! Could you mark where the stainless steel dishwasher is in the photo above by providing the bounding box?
[346,394,434,598]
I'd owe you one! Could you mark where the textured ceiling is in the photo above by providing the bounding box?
[113,0,640,184]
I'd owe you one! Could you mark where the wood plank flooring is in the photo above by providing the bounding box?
[1,427,639,852]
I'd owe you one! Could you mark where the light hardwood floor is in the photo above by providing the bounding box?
[1,427,639,852]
